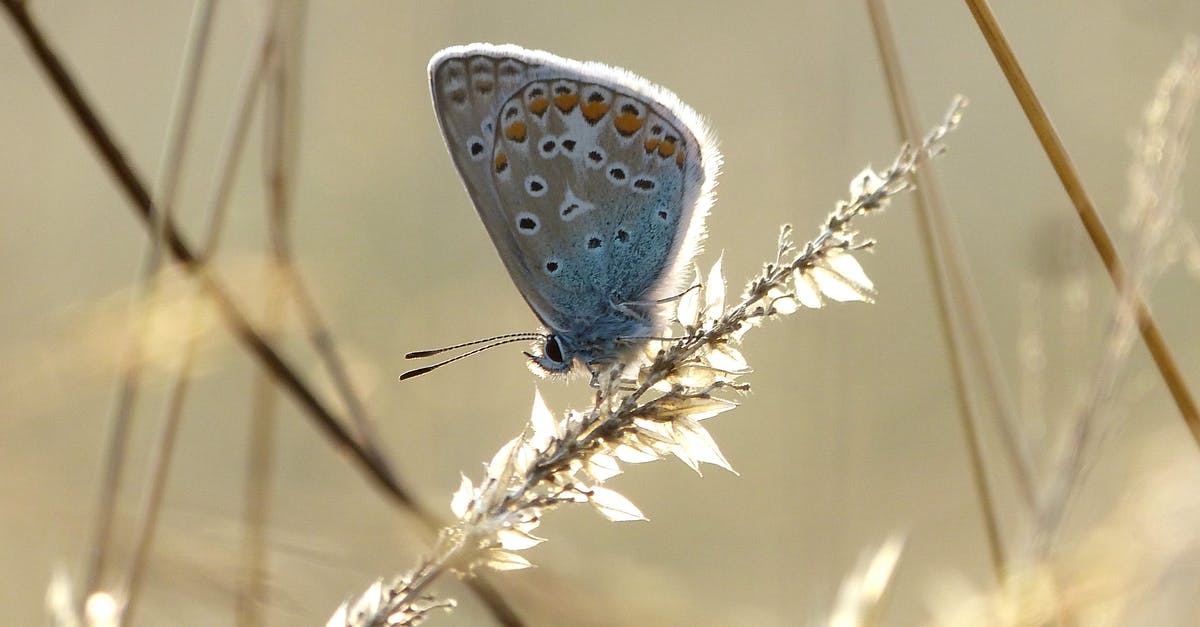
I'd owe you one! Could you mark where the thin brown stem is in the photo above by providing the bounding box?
[238,352,279,627]
[865,0,1008,579]
[0,0,419,513]
[962,0,1200,443]
[3,0,430,532]
[260,2,399,487]
[117,292,206,627]
[239,337,280,627]
[198,7,276,257]
[869,0,1036,510]
[120,0,219,618]
[204,6,286,625]
[80,0,216,598]
[84,288,141,594]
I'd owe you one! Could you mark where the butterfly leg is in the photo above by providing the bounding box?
[611,294,654,321]
[586,361,603,388]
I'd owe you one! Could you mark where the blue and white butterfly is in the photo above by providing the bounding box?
[416,44,720,378]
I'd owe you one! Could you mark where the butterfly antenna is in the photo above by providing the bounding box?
[400,335,545,381]
[405,332,544,359]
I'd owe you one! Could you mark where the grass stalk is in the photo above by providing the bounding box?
[866,0,1015,581]
[962,0,1200,443]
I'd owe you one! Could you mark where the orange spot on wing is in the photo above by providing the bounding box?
[554,93,579,112]
[676,150,685,166]
[580,101,610,123]
[643,138,660,153]
[614,112,643,136]
[494,152,508,172]
[528,96,550,115]
[657,139,677,158]
[504,121,527,143]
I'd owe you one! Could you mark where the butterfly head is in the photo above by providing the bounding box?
[526,310,656,376]
[527,333,624,379]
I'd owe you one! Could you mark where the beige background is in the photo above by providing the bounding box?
[2,1,1199,625]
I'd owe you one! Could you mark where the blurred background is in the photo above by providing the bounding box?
[2,1,1199,625]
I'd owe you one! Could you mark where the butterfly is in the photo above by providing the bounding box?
[414,44,720,379]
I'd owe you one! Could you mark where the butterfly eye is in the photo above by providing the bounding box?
[543,335,565,364]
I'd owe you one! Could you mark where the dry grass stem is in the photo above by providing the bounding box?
[0,0,419,513]
[868,0,1023,582]
[963,0,1200,440]
[235,6,293,625]
[79,0,216,601]
[920,37,1200,627]
[1034,37,1200,553]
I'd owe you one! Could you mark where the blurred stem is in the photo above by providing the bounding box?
[962,0,1200,443]
[0,0,420,518]
[865,0,1009,580]
[218,5,286,626]
[117,288,208,627]
[868,0,1036,511]
[1037,40,1200,555]
[237,281,282,627]
[260,0,400,495]
[78,0,215,600]
[113,3,217,624]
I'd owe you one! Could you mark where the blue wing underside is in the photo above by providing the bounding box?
[429,45,714,363]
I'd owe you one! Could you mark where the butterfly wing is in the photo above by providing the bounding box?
[429,44,721,338]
